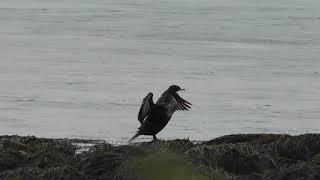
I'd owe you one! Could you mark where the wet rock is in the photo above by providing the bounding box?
[40,166,85,180]
[187,143,275,176]
[261,134,318,155]
[0,167,42,180]
[78,151,125,179]
[0,149,28,171]
[0,166,85,180]
[311,153,320,165]
[1,138,32,152]
[265,162,320,180]
[138,139,195,153]
[203,134,289,145]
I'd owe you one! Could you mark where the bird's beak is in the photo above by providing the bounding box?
[180,88,186,91]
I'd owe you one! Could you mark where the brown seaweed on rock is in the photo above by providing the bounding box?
[1,134,320,180]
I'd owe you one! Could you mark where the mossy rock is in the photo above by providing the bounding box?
[114,152,212,180]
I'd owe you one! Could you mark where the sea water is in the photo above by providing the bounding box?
[1,0,320,143]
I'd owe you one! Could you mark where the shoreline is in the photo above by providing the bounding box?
[1,133,320,179]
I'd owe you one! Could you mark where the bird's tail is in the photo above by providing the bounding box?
[128,132,140,143]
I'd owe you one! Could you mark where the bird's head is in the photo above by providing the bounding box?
[147,92,153,98]
[167,85,185,94]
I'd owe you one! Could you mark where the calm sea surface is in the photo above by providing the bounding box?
[1,0,320,143]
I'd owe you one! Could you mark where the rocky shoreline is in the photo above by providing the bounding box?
[1,134,320,180]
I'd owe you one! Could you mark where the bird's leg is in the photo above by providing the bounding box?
[152,135,158,141]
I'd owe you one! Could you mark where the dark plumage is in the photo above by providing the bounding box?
[129,85,192,142]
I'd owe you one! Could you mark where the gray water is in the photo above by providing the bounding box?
[1,0,320,142]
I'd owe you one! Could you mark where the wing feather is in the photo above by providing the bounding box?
[138,93,154,125]
[176,102,187,111]
[173,93,192,111]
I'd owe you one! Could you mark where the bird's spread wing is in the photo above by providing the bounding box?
[138,93,153,125]
[173,93,192,111]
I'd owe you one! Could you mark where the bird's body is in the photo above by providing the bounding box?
[129,85,191,142]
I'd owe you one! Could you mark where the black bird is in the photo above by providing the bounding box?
[129,85,192,142]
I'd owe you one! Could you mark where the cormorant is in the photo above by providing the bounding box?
[129,85,192,142]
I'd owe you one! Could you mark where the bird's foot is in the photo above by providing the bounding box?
[152,135,158,142]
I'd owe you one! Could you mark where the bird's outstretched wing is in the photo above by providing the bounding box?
[138,93,154,125]
[173,93,192,111]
